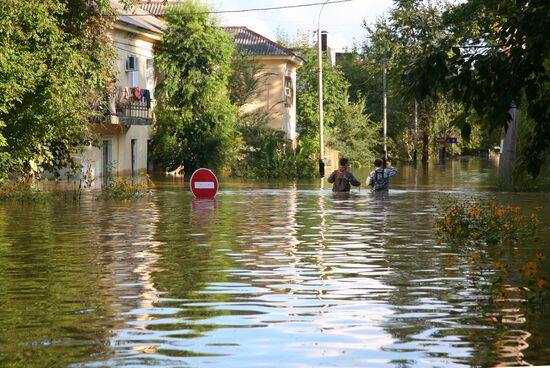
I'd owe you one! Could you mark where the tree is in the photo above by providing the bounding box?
[0,0,125,177]
[403,0,550,178]
[152,0,240,174]
[327,98,381,166]
[296,47,350,166]
[351,0,481,162]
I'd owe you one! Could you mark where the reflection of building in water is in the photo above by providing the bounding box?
[92,198,163,356]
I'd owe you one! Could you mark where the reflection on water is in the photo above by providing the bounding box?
[0,160,549,367]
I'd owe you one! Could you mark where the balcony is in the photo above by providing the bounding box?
[91,87,153,126]
[116,100,152,126]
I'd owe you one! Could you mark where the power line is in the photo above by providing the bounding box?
[109,0,353,17]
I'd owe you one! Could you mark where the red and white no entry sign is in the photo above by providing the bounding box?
[189,168,219,198]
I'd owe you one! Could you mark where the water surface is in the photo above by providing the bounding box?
[1,159,549,367]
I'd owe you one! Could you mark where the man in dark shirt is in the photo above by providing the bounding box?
[327,157,361,192]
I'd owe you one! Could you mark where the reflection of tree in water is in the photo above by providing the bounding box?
[375,192,550,367]
[0,195,162,366]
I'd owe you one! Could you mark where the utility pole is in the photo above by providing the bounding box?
[383,55,388,166]
[317,0,330,178]
[413,99,418,163]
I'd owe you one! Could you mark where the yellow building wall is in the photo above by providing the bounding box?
[239,58,299,144]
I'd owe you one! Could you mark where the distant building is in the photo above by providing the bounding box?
[80,1,165,179]
[224,26,304,145]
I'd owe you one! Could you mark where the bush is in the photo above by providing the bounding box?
[436,200,541,245]
[435,199,549,306]
[0,177,48,203]
[98,176,153,201]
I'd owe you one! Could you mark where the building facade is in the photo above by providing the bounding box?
[79,1,164,179]
[224,27,304,146]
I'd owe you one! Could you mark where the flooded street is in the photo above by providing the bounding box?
[1,159,549,367]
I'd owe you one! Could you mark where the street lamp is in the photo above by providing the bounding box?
[317,0,330,178]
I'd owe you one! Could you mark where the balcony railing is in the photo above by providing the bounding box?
[91,88,153,126]
[116,100,152,126]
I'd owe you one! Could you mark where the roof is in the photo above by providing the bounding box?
[223,26,300,59]
[136,1,185,17]
[110,0,166,34]
[132,3,302,62]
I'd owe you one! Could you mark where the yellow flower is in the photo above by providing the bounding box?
[524,262,538,272]
[469,208,481,218]
[468,253,478,265]
[537,279,548,289]
[535,252,545,261]
[495,262,507,271]
[531,213,539,222]
[471,231,481,240]
[525,269,537,278]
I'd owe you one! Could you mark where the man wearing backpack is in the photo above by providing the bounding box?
[327,157,361,192]
[367,158,398,192]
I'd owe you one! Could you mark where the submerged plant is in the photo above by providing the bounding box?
[436,199,549,308]
[436,200,542,245]
[98,175,153,201]
[0,177,49,203]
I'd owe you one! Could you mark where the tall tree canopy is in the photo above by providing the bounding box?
[403,0,550,177]
[0,0,123,176]
[341,0,480,162]
[152,0,239,174]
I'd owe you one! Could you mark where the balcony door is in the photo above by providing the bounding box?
[102,140,112,177]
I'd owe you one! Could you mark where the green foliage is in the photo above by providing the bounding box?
[228,53,268,107]
[436,200,542,245]
[232,121,299,179]
[347,0,490,161]
[98,177,150,201]
[327,99,381,166]
[295,47,356,170]
[403,0,550,177]
[297,48,350,142]
[0,0,121,176]
[0,177,48,203]
[152,0,240,174]
[436,199,549,307]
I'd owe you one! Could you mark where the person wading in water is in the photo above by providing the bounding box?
[367,158,398,192]
[327,157,361,192]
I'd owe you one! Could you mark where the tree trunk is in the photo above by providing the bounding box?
[498,106,518,189]
[421,133,429,162]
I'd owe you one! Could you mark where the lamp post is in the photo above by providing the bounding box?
[317,0,330,177]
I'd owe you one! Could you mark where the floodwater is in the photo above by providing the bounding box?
[1,159,549,367]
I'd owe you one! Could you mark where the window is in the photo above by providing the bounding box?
[127,55,139,87]
[284,76,293,107]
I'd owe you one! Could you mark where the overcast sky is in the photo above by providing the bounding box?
[205,0,394,50]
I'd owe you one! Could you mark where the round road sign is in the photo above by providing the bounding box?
[190,168,219,198]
